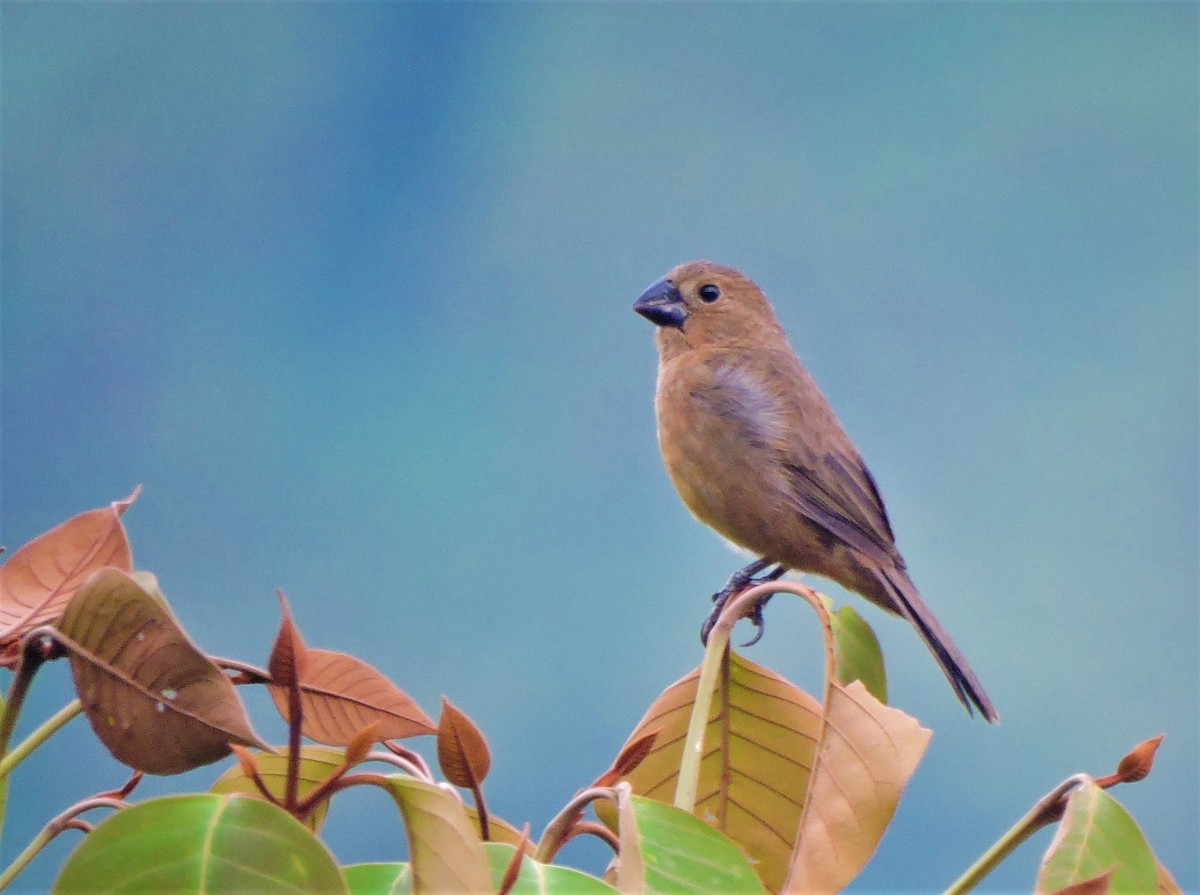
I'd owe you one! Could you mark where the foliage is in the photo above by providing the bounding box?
[0,492,1180,894]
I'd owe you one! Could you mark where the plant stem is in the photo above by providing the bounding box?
[0,640,49,849]
[0,700,81,781]
[0,823,59,891]
[943,774,1091,895]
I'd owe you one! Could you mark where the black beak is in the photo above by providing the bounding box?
[633,279,688,330]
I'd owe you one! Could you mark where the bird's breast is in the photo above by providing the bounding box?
[654,354,793,548]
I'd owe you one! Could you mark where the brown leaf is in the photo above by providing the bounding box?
[0,488,138,646]
[58,567,267,775]
[345,720,383,766]
[1049,869,1114,895]
[437,697,492,789]
[497,823,531,895]
[1116,734,1164,783]
[267,648,435,744]
[268,590,308,688]
[607,651,822,895]
[594,730,659,787]
[783,680,931,894]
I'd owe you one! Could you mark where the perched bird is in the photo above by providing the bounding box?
[634,260,997,722]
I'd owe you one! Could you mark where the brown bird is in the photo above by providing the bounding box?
[634,260,997,721]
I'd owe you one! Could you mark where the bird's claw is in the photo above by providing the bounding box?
[699,567,782,646]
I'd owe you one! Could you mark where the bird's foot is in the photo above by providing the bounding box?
[700,562,786,646]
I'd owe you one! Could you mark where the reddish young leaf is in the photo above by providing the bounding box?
[345,720,383,767]
[58,567,267,775]
[268,591,308,697]
[1116,735,1164,784]
[496,823,531,895]
[267,648,436,745]
[437,697,492,789]
[593,729,660,787]
[0,488,139,646]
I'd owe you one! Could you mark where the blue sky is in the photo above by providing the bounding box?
[3,3,1197,891]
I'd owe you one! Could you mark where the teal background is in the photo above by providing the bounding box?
[3,3,1196,892]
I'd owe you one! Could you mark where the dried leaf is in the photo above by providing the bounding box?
[437,697,492,789]
[0,488,138,645]
[1116,735,1163,783]
[608,652,822,894]
[267,647,436,745]
[58,567,267,775]
[783,679,931,894]
[594,730,660,787]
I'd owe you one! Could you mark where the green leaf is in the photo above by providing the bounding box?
[482,843,620,895]
[382,775,492,894]
[829,602,887,703]
[53,793,347,894]
[209,745,346,831]
[626,795,765,895]
[1037,782,1157,895]
[344,863,412,895]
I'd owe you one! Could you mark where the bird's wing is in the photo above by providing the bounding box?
[768,355,903,569]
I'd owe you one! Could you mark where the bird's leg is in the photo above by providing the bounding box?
[701,559,787,645]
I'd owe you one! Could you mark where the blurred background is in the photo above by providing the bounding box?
[3,4,1196,892]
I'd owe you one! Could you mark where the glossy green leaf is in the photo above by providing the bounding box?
[53,793,347,894]
[1037,782,1157,895]
[482,843,619,895]
[829,602,887,703]
[344,863,412,895]
[625,794,765,895]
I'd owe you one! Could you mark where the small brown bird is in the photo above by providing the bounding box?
[634,260,997,721]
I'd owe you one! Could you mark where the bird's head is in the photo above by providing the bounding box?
[633,260,786,357]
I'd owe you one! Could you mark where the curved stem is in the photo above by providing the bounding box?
[674,580,833,814]
[0,796,126,892]
[943,773,1092,895]
[535,786,615,864]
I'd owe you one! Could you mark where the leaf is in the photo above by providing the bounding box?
[57,568,267,774]
[210,745,348,831]
[1115,734,1163,783]
[268,590,308,721]
[383,775,492,894]
[268,648,435,745]
[594,730,659,787]
[784,679,931,894]
[1050,870,1114,895]
[617,794,765,895]
[1156,863,1183,895]
[829,602,887,703]
[0,488,138,646]
[437,697,491,789]
[344,863,413,895]
[465,807,532,848]
[482,843,621,895]
[607,651,821,894]
[52,793,348,894]
[1036,782,1157,895]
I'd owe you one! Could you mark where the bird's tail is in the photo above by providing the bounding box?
[875,567,999,723]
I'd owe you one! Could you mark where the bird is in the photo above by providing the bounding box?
[633,260,997,722]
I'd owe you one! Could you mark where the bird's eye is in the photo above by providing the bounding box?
[698,284,721,303]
